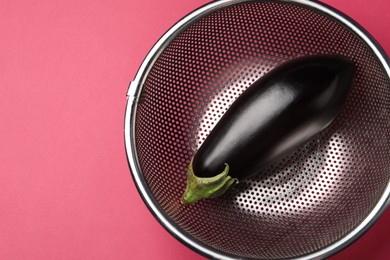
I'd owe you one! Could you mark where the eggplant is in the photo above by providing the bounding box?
[181,55,356,205]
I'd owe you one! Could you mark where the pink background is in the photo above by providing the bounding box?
[0,0,389,259]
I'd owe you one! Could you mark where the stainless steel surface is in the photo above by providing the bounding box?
[125,0,390,259]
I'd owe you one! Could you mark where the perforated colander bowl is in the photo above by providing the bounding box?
[124,0,390,259]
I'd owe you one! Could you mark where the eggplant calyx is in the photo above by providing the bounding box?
[181,160,237,205]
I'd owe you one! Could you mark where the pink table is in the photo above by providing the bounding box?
[1,1,388,259]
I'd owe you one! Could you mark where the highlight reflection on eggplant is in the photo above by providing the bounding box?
[182,55,356,205]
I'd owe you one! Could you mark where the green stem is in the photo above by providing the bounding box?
[181,159,237,205]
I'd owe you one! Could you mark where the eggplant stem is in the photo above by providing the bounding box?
[181,159,237,205]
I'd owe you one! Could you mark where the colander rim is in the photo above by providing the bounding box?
[124,0,390,259]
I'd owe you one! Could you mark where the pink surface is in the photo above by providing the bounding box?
[0,0,388,259]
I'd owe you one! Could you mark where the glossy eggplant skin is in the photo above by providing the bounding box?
[192,55,356,180]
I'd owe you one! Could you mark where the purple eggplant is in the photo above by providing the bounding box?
[182,55,356,204]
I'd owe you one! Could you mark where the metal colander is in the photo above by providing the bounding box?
[124,0,390,259]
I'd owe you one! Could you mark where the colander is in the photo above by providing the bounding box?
[124,0,390,259]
